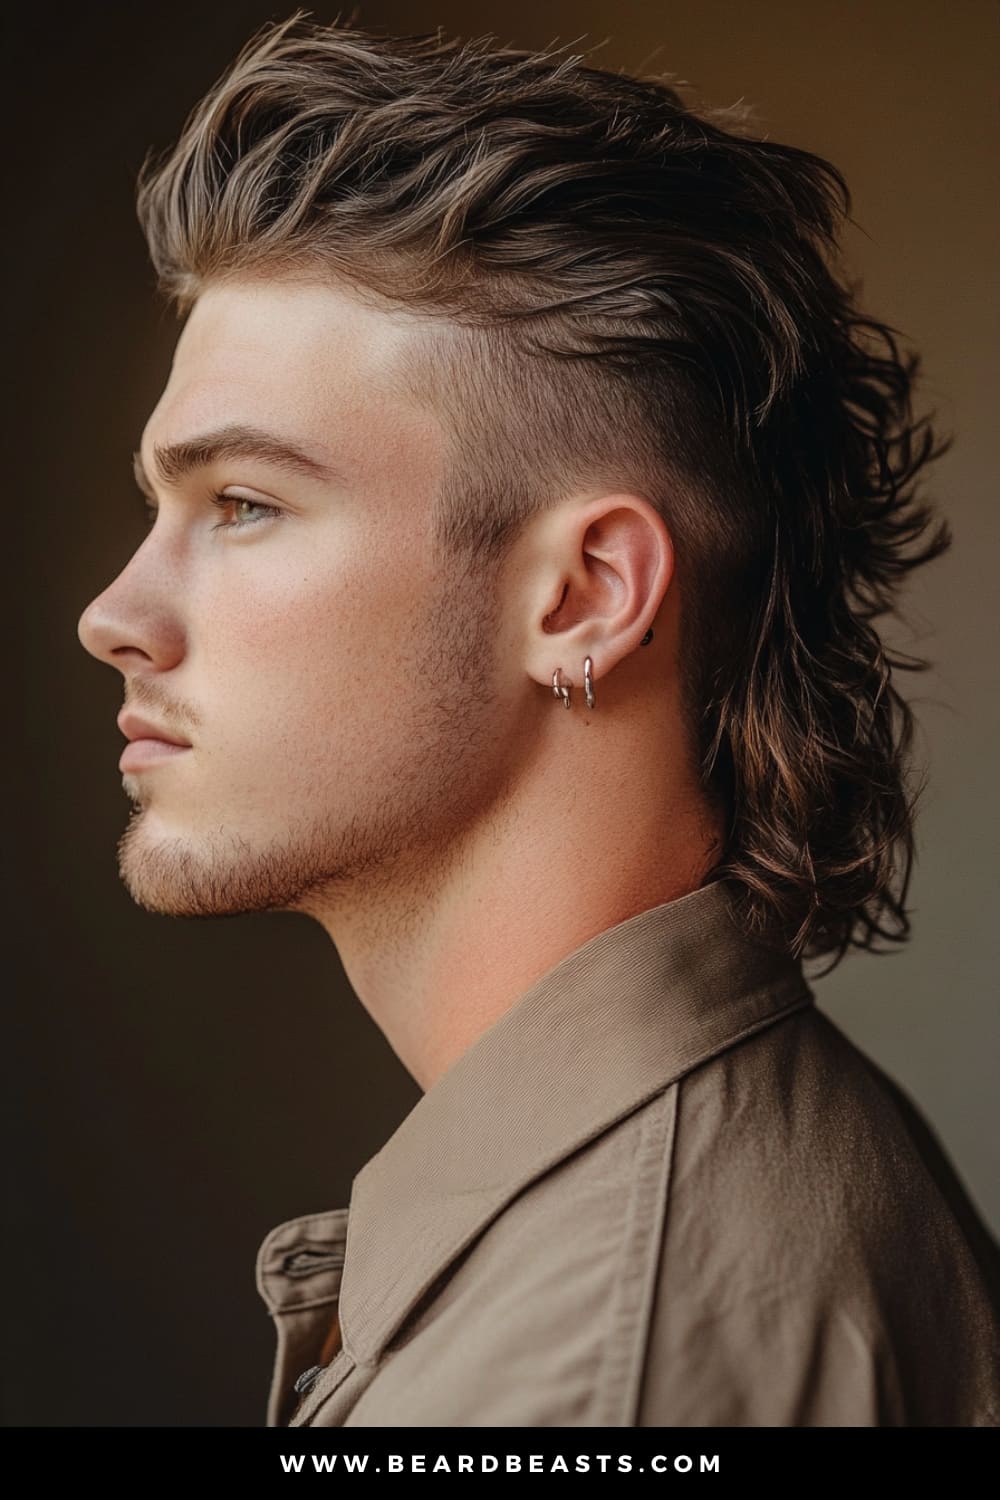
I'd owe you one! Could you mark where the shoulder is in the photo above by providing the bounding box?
[638,1003,1000,1425]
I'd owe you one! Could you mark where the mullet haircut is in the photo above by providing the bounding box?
[135,8,953,972]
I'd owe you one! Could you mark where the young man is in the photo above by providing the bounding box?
[77,13,999,1426]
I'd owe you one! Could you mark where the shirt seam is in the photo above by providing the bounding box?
[590,1082,679,1426]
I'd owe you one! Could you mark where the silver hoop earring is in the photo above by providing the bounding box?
[584,655,595,710]
[552,667,572,708]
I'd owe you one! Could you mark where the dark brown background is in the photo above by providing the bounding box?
[7,0,997,1425]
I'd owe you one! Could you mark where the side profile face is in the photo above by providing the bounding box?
[77,277,515,919]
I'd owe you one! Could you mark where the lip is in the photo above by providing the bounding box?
[117,711,192,746]
[117,710,192,772]
[119,738,192,772]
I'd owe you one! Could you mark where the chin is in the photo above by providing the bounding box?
[116,812,221,919]
[117,844,202,918]
[114,806,331,920]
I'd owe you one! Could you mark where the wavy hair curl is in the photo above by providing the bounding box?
[135,8,953,971]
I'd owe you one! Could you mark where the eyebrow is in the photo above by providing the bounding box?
[132,422,343,500]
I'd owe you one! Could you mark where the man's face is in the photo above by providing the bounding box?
[77,277,511,919]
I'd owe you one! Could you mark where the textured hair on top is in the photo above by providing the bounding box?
[135,7,953,973]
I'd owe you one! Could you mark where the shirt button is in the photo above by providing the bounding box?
[293,1363,326,1395]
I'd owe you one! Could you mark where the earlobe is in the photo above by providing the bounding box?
[548,641,650,713]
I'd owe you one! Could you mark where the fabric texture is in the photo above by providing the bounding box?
[255,878,1000,1427]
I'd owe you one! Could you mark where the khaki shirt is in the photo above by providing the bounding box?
[256,879,1000,1426]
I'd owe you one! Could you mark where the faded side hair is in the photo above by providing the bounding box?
[135,8,953,973]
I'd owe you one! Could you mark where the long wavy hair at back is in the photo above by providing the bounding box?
[134,8,953,973]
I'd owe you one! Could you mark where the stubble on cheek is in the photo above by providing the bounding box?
[112,549,509,920]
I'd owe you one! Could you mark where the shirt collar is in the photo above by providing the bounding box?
[259,878,814,1366]
[256,876,815,1374]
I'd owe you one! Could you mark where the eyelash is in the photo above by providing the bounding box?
[142,493,283,532]
[209,493,283,531]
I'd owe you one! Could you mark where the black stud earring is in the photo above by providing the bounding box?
[640,628,654,646]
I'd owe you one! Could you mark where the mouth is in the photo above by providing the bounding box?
[117,709,193,772]
[117,709,192,746]
[119,739,192,773]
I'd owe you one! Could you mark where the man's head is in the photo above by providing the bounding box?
[77,276,531,922]
[77,11,951,969]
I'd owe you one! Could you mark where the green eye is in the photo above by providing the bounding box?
[209,493,283,530]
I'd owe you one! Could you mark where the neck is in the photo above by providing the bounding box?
[296,716,724,1093]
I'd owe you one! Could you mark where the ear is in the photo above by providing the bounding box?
[520,492,674,699]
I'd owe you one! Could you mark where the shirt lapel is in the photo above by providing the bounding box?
[335,878,813,1366]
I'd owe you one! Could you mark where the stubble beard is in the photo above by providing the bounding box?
[115,553,507,921]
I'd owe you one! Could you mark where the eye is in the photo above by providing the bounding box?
[208,493,283,531]
[137,491,285,531]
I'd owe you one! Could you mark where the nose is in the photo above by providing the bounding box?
[77,548,185,675]
[77,585,127,668]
